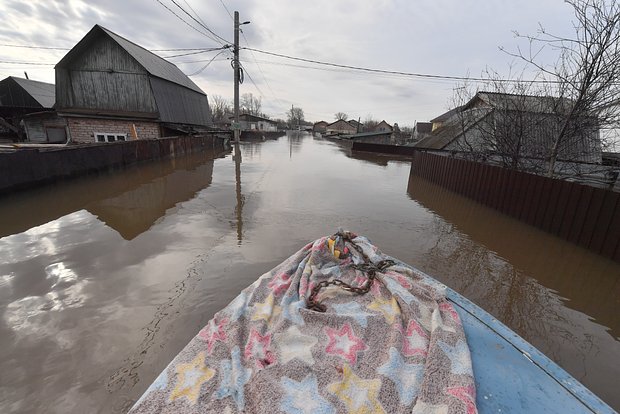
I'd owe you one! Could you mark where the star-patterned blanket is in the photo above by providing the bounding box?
[130,232,477,413]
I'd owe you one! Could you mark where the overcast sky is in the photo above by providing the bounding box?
[0,0,578,126]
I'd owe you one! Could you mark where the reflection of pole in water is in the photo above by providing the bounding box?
[234,140,244,244]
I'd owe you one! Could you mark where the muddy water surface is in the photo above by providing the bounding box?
[0,134,618,413]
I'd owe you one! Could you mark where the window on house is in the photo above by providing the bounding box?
[95,133,127,143]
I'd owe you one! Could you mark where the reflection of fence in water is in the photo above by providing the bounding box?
[410,151,620,263]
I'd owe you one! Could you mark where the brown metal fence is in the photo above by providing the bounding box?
[411,151,620,263]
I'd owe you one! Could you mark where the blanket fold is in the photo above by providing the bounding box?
[130,232,477,413]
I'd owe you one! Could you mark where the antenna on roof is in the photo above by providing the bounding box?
[24,71,29,79]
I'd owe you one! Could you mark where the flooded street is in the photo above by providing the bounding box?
[0,133,619,413]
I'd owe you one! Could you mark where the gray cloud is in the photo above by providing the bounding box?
[0,0,578,124]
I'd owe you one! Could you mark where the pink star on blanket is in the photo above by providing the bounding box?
[325,323,368,365]
[446,385,477,414]
[198,317,228,354]
[402,319,429,357]
[244,328,276,369]
[440,302,461,323]
[353,274,381,297]
[392,273,412,289]
[268,272,292,295]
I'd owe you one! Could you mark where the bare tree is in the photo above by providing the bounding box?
[363,115,379,131]
[449,74,559,172]
[287,106,305,129]
[334,112,348,121]
[505,0,620,175]
[240,93,263,116]
[210,95,231,123]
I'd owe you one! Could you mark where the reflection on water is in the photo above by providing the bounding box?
[407,174,620,338]
[0,134,618,413]
[0,149,221,241]
[407,173,620,408]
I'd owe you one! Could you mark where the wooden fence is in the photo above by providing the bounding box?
[410,151,620,263]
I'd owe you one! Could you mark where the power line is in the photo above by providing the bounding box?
[239,30,286,106]
[175,57,229,64]
[169,0,231,45]
[239,62,265,97]
[218,0,234,21]
[163,45,230,58]
[0,44,69,50]
[0,60,54,65]
[188,49,229,76]
[242,47,560,85]
[153,0,223,46]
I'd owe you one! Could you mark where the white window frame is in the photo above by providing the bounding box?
[94,132,128,143]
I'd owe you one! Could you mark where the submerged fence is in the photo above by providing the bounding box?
[0,134,229,194]
[410,151,620,263]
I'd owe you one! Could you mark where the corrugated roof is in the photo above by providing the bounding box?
[57,25,205,95]
[430,106,463,123]
[414,122,432,134]
[98,26,205,95]
[469,92,573,114]
[415,109,491,150]
[10,77,55,108]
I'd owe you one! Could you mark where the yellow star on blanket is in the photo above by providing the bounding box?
[169,352,215,404]
[327,364,385,414]
[251,294,281,326]
[367,297,401,324]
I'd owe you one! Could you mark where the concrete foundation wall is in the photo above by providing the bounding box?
[67,117,160,143]
[0,134,230,194]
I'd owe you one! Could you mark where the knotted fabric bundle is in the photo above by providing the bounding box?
[130,232,477,413]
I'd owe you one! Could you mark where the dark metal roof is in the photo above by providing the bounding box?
[414,122,432,134]
[57,25,205,95]
[415,109,491,150]
[430,106,463,123]
[1,76,55,108]
[472,91,573,114]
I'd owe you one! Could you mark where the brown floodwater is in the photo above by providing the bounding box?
[0,133,618,413]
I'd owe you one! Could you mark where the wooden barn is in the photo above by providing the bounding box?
[50,24,212,143]
[0,76,55,141]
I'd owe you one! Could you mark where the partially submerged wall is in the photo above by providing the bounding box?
[66,118,160,143]
[410,151,620,263]
[0,134,230,194]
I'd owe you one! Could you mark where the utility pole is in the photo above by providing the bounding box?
[233,11,240,142]
[233,12,250,142]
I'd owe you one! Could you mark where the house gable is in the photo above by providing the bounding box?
[326,119,356,132]
[55,32,157,114]
[373,120,393,132]
[55,25,211,126]
[1,77,55,109]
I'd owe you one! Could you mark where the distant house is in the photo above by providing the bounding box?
[313,120,328,133]
[413,121,432,143]
[235,113,277,131]
[25,24,212,144]
[416,91,601,165]
[347,119,363,132]
[373,120,393,133]
[429,107,462,132]
[326,119,356,134]
[0,76,55,141]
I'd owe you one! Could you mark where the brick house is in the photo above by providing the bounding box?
[25,24,211,144]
